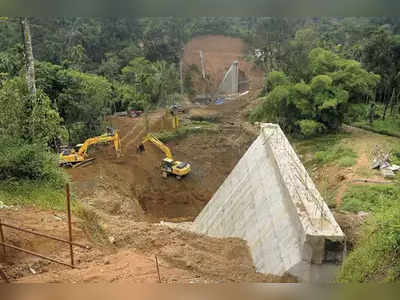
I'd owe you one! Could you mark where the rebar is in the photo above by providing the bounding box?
[0,222,89,249]
[155,255,161,283]
[0,241,74,268]
[66,184,74,267]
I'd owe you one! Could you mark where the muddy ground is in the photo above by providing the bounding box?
[0,35,285,283]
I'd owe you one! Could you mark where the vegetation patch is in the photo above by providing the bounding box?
[338,205,400,283]
[0,136,69,210]
[314,144,357,167]
[0,180,67,211]
[341,184,400,213]
[319,179,339,208]
[75,205,110,246]
[153,121,218,142]
[189,114,220,123]
[295,134,357,167]
[353,119,400,138]
[249,48,379,137]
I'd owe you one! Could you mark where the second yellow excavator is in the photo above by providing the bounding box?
[138,134,191,179]
[59,127,121,168]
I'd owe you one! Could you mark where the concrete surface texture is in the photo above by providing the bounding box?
[192,123,345,282]
[217,61,239,95]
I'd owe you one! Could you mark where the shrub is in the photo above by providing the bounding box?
[338,205,400,282]
[264,71,290,94]
[297,119,325,137]
[252,48,378,137]
[0,136,66,186]
[345,103,369,123]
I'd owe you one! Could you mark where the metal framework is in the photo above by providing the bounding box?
[0,184,90,282]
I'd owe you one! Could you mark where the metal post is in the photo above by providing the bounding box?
[199,50,205,79]
[66,184,74,267]
[179,59,184,95]
[155,255,161,283]
[0,219,6,257]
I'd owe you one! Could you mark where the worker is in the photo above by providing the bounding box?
[137,143,145,153]
[106,127,115,136]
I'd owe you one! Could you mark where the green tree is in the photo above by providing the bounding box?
[56,69,112,143]
[0,76,62,144]
[121,57,179,106]
[251,48,377,137]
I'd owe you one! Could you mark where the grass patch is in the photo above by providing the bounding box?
[353,118,400,138]
[0,180,68,210]
[319,180,339,209]
[338,205,400,283]
[189,114,219,123]
[153,121,218,143]
[294,134,353,170]
[341,184,400,213]
[314,144,357,166]
[338,156,358,167]
[392,147,400,166]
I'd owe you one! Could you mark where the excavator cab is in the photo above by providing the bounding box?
[161,158,191,180]
[140,134,191,179]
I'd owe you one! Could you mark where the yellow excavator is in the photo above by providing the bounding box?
[138,134,191,179]
[59,127,121,168]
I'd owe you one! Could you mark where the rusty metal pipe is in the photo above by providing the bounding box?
[0,241,74,268]
[66,184,74,267]
[0,219,6,257]
[0,222,89,250]
[155,255,161,283]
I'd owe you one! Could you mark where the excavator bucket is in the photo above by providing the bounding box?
[72,158,96,168]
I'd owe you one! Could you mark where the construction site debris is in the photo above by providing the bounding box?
[215,97,225,105]
[0,201,11,210]
[371,145,399,178]
[371,145,393,169]
[114,111,128,117]
[381,167,396,179]
[108,236,116,244]
[390,164,400,172]
[0,267,9,283]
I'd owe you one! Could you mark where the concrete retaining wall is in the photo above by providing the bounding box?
[192,124,345,282]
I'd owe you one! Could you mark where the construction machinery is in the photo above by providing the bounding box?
[138,134,191,179]
[59,127,121,168]
[169,104,185,115]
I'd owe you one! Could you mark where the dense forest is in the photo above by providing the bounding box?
[1,17,400,283]
[1,17,400,144]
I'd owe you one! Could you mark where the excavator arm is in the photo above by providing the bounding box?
[141,134,173,159]
[77,131,121,157]
[60,129,121,168]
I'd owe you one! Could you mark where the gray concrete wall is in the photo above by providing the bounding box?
[217,61,239,95]
[192,124,345,282]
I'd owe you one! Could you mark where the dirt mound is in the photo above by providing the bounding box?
[17,216,293,283]
[0,208,90,280]
[183,35,264,95]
